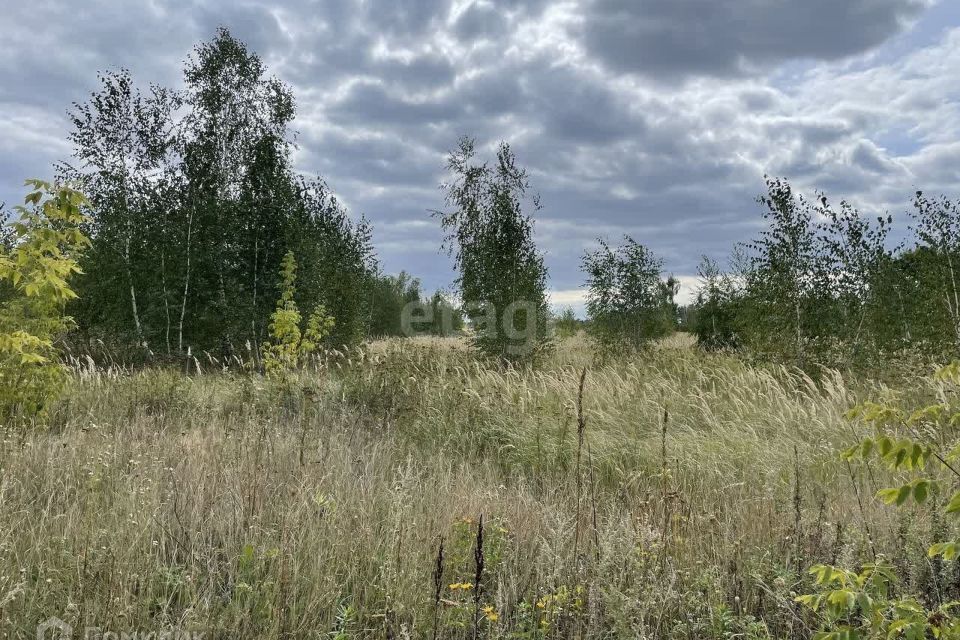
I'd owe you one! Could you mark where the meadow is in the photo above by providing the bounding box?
[1,335,952,639]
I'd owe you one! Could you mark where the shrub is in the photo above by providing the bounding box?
[0,180,90,424]
[582,235,677,351]
[797,360,960,637]
[261,251,334,378]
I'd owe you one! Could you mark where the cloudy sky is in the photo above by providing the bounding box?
[3,0,960,310]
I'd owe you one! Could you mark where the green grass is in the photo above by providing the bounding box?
[0,336,953,638]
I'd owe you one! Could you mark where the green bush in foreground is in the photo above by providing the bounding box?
[0,180,89,424]
[798,361,960,638]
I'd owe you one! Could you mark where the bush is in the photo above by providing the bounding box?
[582,236,677,351]
[261,251,334,378]
[797,360,960,637]
[0,180,89,424]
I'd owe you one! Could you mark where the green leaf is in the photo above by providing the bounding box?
[894,446,908,469]
[827,589,856,610]
[945,491,960,514]
[911,443,924,469]
[878,436,893,457]
[896,484,912,506]
[929,543,960,560]
[877,487,901,505]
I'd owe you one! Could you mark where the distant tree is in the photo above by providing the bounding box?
[368,271,422,337]
[881,245,960,355]
[0,205,13,304]
[63,68,181,351]
[582,236,677,350]
[739,177,823,364]
[692,256,741,350]
[285,177,376,348]
[553,306,582,338]
[436,137,549,362]
[730,178,906,367]
[910,192,960,351]
[178,27,297,352]
[63,29,376,358]
[815,195,895,363]
[425,291,464,336]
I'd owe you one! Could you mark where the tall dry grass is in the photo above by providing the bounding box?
[0,336,953,638]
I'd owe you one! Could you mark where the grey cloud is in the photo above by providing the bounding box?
[531,68,647,144]
[739,88,781,112]
[454,2,509,40]
[359,0,450,37]
[376,54,457,92]
[457,70,525,116]
[850,140,902,174]
[297,130,442,192]
[0,0,954,297]
[192,3,292,57]
[283,32,456,93]
[904,142,960,185]
[327,81,464,126]
[577,0,929,79]
[763,118,853,147]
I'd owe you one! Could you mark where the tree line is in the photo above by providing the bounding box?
[8,28,960,380]
[690,177,960,369]
[48,28,678,366]
[57,28,456,362]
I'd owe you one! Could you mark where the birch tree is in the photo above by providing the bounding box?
[436,137,549,362]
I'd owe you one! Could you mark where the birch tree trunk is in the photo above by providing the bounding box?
[178,204,194,352]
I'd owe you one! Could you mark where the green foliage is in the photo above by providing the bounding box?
[692,256,741,350]
[424,291,464,336]
[838,362,960,553]
[582,235,678,351]
[552,306,583,338]
[910,193,960,350]
[738,177,821,364]
[285,178,376,348]
[0,180,90,423]
[368,273,464,338]
[434,516,507,631]
[261,251,334,377]
[368,271,423,337]
[436,136,549,362]
[797,360,960,637]
[64,29,375,358]
[797,561,960,639]
[693,177,906,369]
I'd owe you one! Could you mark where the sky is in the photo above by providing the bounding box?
[3,0,960,312]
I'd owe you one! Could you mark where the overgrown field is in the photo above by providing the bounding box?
[1,337,955,638]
